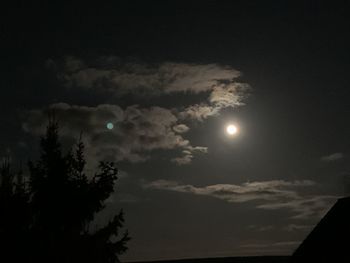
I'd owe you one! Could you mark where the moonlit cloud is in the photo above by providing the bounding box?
[283,224,312,232]
[24,57,250,165]
[22,103,207,165]
[59,57,243,95]
[172,124,190,134]
[171,154,193,165]
[51,56,250,122]
[209,82,248,108]
[248,225,275,232]
[239,241,300,254]
[144,179,338,219]
[321,152,344,162]
[257,195,337,219]
[178,104,220,121]
[239,241,300,249]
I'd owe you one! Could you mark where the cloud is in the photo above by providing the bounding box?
[238,240,301,255]
[257,195,337,219]
[178,104,220,121]
[187,146,208,153]
[248,223,312,232]
[283,224,312,232]
[172,124,190,134]
[321,152,344,162]
[144,179,338,219]
[239,240,300,254]
[209,82,248,108]
[59,57,242,94]
[22,103,206,165]
[171,154,193,165]
[22,103,124,135]
[53,56,250,121]
[170,146,208,165]
[24,57,250,165]
[144,179,314,202]
[240,241,300,249]
[248,225,275,232]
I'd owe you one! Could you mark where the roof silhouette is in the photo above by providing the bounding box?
[292,197,350,262]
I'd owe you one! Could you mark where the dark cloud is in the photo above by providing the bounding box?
[22,103,124,135]
[144,179,338,219]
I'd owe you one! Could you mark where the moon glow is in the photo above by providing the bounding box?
[226,124,238,135]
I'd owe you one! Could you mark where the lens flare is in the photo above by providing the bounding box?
[107,122,114,130]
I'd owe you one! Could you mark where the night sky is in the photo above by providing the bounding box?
[2,1,350,261]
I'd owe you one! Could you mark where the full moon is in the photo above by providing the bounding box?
[226,124,238,135]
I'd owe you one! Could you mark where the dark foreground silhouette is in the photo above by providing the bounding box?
[292,196,350,262]
[130,256,291,263]
[2,121,348,263]
[0,121,129,263]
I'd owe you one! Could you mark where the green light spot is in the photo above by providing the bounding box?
[107,123,114,130]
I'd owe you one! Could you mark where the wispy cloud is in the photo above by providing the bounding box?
[283,224,312,232]
[144,179,338,219]
[321,152,344,162]
[257,195,337,219]
[239,240,301,256]
[248,223,312,232]
[239,240,300,254]
[248,225,275,232]
[240,241,300,249]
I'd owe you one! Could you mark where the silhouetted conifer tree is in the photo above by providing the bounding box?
[0,120,130,262]
[0,158,30,262]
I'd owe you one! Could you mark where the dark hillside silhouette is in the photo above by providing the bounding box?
[0,120,129,262]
